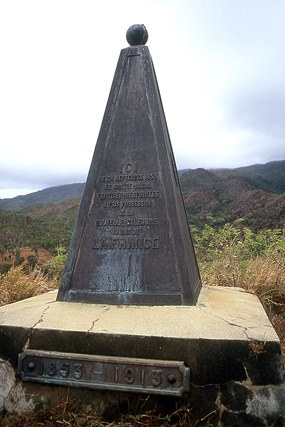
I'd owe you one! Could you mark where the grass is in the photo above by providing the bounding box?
[200,255,285,357]
[0,247,66,306]
[0,265,58,307]
[0,394,194,426]
[196,225,285,358]
[1,391,217,427]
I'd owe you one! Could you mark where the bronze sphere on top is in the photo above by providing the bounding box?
[126,24,148,46]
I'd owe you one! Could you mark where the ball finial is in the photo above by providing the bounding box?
[126,24,148,46]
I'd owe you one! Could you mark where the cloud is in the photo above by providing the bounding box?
[0,0,285,197]
[0,164,87,198]
[226,86,285,138]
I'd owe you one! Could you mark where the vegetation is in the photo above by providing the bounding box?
[1,395,193,426]
[180,169,285,232]
[193,222,285,357]
[0,199,78,257]
[0,183,85,211]
[0,248,65,306]
[0,161,284,261]
[211,160,285,194]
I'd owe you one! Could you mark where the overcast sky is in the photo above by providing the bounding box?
[0,0,284,198]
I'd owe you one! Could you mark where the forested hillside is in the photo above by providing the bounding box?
[180,168,284,230]
[0,199,80,271]
[210,160,285,194]
[0,161,284,269]
[0,183,85,211]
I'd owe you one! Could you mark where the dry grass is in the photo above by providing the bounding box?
[0,265,58,307]
[0,395,194,427]
[200,254,285,358]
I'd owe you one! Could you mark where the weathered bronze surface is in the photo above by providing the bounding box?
[18,350,190,396]
[126,24,148,45]
[57,26,201,305]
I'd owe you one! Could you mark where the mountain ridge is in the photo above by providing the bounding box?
[0,183,85,211]
[179,167,284,231]
[209,160,285,194]
[0,161,284,259]
[0,161,284,213]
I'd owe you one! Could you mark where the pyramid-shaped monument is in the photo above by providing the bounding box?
[57,25,202,305]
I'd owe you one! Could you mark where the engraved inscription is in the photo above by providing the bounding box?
[125,367,135,384]
[96,191,160,200]
[90,160,163,252]
[110,228,140,236]
[19,350,190,396]
[92,237,159,250]
[95,218,159,226]
[120,161,138,173]
[73,364,82,379]
[151,369,162,386]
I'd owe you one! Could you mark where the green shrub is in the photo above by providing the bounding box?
[41,246,67,281]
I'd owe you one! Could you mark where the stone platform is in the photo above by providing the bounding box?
[0,286,284,426]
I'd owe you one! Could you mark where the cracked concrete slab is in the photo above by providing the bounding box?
[0,285,283,420]
[0,291,57,329]
[0,286,278,343]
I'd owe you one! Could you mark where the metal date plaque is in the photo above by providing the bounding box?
[18,350,190,396]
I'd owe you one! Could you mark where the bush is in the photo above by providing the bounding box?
[41,246,67,281]
[193,222,285,357]
[27,255,37,269]
[193,221,285,262]
[0,264,12,275]
[0,265,58,306]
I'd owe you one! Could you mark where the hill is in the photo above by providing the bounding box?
[0,183,85,212]
[0,160,285,213]
[0,161,284,265]
[179,168,285,230]
[210,160,285,194]
[0,161,284,213]
[0,198,80,256]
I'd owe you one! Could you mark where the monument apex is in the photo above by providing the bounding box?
[126,24,148,45]
[57,26,202,305]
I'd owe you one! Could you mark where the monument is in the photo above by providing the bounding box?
[57,24,202,305]
[0,25,284,426]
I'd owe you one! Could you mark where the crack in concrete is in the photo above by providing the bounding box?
[86,307,110,333]
[197,306,254,340]
[87,318,99,333]
[32,305,50,329]
[198,306,270,329]
[46,299,57,305]
[23,305,51,350]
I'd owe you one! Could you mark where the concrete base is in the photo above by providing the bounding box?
[0,286,284,426]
